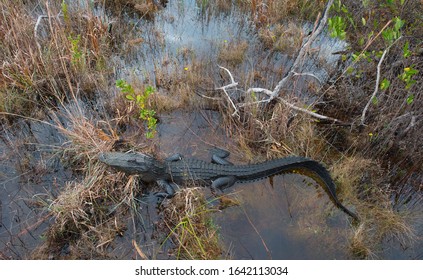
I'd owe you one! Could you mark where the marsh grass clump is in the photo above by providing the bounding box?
[218,40,249,67]
[150,58,217,111]
[32,168,137,259]
[331,156,418,258]
[160,188,223,260]
[233,0,325,27]
[31,103,150,259]
[258,23,304,56]
[103,0,165,19]
[0,0,113,117]
[220,99,326,160]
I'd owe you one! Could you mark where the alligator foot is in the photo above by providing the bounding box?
[212,176,237,190]
[155,179,179,199]
[210,147,233,165]
[165,153,183,162]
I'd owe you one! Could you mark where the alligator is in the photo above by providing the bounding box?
[98,150,359,221]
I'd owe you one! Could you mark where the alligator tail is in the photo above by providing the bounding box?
[295,159,359,222]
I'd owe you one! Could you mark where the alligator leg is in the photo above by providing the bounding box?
[155,179,178,198]
[210,148,233,165]
[212,176,237,190]
[165,153,183,162]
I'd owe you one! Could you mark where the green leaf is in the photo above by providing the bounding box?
[362,0,369,8]
[341,6,349,13]
[406,94,414,104]
[405,80,416,89]
[346,66,354,74]
[405,68,418,75]
[393,17,404,31]
[380,78,390,90]
[125,94,134,101]
[372,96,378,105]
[403,42,411,58]
[352,53,359,61]
[361,17,366,26]
[145,85,155,95]
[116,79,124,87]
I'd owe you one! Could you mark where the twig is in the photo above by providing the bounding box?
[292,71,323,84]
[360,37,401,126]
[274,97,348,125]
[34,12,63,53]
[34,15,49,51]
[216,65,239,117]
[403,115,417,135]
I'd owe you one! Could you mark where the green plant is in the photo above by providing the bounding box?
[382,17,404,45]
[61,0,69,24]
[399,66,419,91]
[328,16,347,40]
[380,78,390,90]
[116,79,157,138]
[68,34,84,67]
[328,0,354,40]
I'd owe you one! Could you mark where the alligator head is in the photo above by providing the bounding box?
[98,152,166,182]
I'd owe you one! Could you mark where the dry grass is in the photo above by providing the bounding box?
[220,99,326,160]
[27,100,145,259]
[218,41,249,67]
[331,156,418,258]
[233,0,325,26]
[258,22,304,55]
[159,188,223,260]
[103,0,164,19]
[32,168,137,259]
[0,0,113,116]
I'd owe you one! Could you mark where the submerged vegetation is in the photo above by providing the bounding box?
[0,0,422,259]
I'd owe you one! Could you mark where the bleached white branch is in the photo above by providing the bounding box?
[267,0,334,100]
[360,48,388,126]
[403,115,416,134]
[360,37,401,126]
[34,12,63,51]
[215,65,239,116]
[246,88,273,96]
[34,15,49,51]
[292,71,323,84]
[217,65,237,87]
[275,97,346,124]
[210,0,343,123]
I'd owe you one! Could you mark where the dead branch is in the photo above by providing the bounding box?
[213,0,345,124]
[216,65,239,117]
[274,96,347,125]
[34,12,63,52]
[359,48,389,126]
[360,37,401,126]
[267,0,334,100]
[292,71,323,84]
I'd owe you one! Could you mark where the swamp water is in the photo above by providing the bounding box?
[1,0,421,259]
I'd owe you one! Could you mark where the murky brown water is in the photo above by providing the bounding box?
[1,0,422,260]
